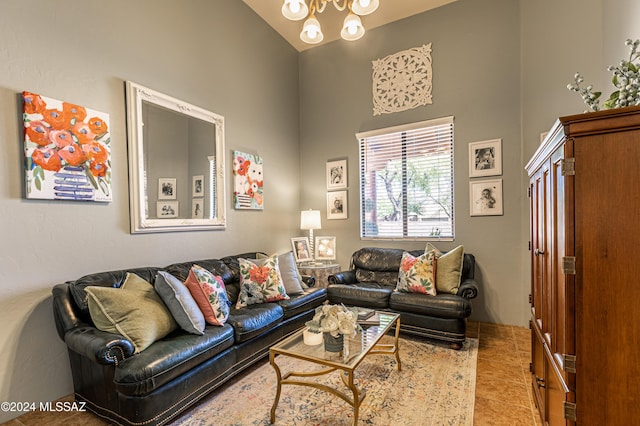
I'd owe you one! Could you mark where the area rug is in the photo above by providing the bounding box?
[171,335,478,425]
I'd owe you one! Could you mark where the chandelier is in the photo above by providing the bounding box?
[282,0,380,45]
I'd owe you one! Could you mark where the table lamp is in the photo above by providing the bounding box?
[300,209,321,262]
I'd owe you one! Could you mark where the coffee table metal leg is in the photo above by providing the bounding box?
[394,317,402,371]
[269,352,282,424]
[346,370,360,425]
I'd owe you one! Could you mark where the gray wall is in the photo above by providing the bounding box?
[298,0,628,327]
[299,0,525,325]
[0,0,636,421]
[0,0,299,421]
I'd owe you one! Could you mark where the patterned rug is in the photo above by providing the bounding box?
[171,335,478,426]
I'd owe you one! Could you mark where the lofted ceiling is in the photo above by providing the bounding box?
[242,0,457,52]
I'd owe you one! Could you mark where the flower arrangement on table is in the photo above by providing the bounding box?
[305,303,361,337]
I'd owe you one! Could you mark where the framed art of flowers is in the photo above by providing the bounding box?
[233,150,264,210]
[22,91,111,202]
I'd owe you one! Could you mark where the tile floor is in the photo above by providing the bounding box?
[3,321,541,426]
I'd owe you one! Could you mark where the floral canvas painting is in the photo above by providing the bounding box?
[22,91,112,202]
[233,150,263,210]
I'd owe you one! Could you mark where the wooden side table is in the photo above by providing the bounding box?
[298,264,341,288]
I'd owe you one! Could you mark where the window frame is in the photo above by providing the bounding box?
[356,116,455,241]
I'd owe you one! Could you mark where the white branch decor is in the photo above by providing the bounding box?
[372,43,433,115]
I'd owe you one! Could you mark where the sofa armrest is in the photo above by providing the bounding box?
[302,275,316,288]
[457,278,479,300]
[65,326,135,365]
[328,270,357,285]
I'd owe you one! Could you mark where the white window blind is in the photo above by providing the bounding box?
[357,116,454,240]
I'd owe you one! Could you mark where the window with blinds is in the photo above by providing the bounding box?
[357,116,454,240]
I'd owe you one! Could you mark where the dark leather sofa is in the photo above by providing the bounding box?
[52,252,327,426]
[327,247,478,349]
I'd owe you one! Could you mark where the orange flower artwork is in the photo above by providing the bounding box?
[22,91,111,201]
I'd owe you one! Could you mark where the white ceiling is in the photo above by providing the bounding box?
[242,0,457,52]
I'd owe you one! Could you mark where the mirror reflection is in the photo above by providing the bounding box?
[126,81,226,233]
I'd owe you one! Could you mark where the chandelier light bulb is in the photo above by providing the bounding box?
[351,0,379,16]
[300,16,324,44]
[282,0,308,21]
[341,12,364,41]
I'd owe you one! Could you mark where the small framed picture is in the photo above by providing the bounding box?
[157,201,179,218]
[291,237,313,263]
[327,190,348,220]
[192,199,204,218]
[469,139,502,178]
[470,179,503,216]
[192,175,204,197]
[158,178,177,200]
[326,159,347,190]
[315,236,336,260]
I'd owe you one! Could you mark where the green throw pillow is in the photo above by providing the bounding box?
[86,272,178,353]
[425,243,465,294]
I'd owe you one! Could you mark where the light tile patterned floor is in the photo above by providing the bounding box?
[3,322,541,426]
[470,321,543,426]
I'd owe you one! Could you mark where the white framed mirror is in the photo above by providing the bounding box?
[125,81,226,233]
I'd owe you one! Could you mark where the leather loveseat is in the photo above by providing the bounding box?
[52,252,327,426]
[327,247,478,349]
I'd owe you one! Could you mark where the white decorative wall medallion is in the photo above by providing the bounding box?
[372,43,433,116]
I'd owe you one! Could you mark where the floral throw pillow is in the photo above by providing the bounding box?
[236,255,289,309]
[184,264,231,326]
[396,250,437,295]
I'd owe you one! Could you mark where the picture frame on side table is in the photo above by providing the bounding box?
[470,179,503,216]
[315,236,336,261]
[158,178,177,200]
[469,139,502,177]
[326,159,347,190]
[291,237,313,263]
[327,190,348,220]
[157,201,179,218]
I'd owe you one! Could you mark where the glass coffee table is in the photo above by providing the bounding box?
[269,311,401,425]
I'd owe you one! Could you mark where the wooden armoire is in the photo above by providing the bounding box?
[525,105,640,425]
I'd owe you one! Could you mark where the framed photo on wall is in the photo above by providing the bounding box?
[470,179,503,216]
[326,159,347,190]
[192,175,204,197]
[158,178,177,200]
[315,236,336,260]
[192,199,204,218]
[157,201,179,218]
[291,237,313,262]
[327,190,348,220]
[469,139,502,177]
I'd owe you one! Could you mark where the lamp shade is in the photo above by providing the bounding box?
[282,0,308,21]
[341,12,365,41]
[300,16,324,44]
[351,0,379,16]
[300,210,321,230]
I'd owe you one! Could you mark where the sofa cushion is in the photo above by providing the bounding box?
[426,243,465,294]
[236,256,289,308]
[277,287,327,319]
[388,292,472,319]
[69,267,161,318]
[184,265,231,326]
[227,303,284,343]
[351,247,424,287]
[326,284,392,309]
[155,271,206,335]
[113,324,236,396]
[86,273,178,353]
[396,250,437,295]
